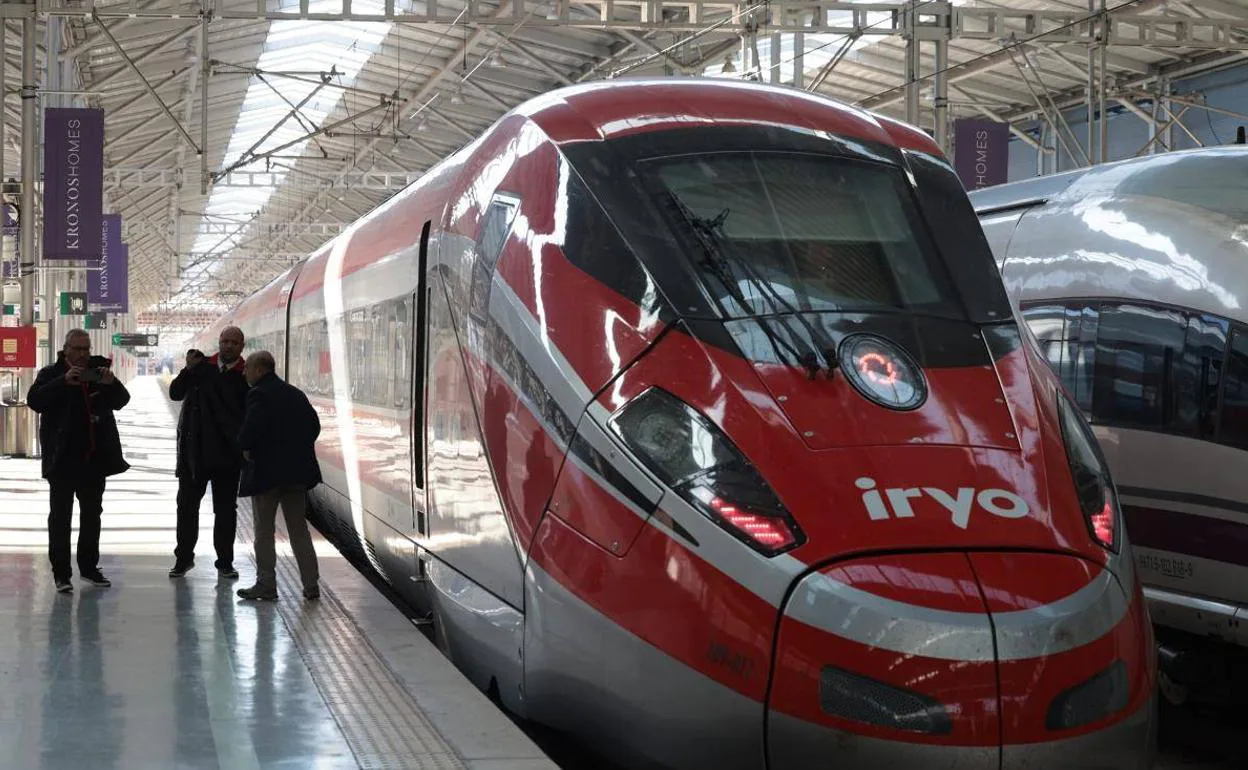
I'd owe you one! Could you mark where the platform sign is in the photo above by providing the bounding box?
[2,304,13,315]
[88,215,128,314]
[84,312,108,330]
[0,325,36,368]
[953,118,1009,190]
[43,108,105,261]
[112,332,157,347]
[59,291,87,315]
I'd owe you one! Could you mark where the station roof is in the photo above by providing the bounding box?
[3,0,1246,325]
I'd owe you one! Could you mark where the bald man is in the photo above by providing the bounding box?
[168,325,249,578]
[236,350,322,601]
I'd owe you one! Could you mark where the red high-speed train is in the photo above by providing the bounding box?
[192,79,1156,768]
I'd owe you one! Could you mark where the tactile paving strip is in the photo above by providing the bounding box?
[236,500,467,770]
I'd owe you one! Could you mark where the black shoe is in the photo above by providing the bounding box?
[55,577,73,594]
[237,585,277,601]
[81,571,111,587]
[217,566,239,580]
[303,586,320,601]
[169,561,194,578]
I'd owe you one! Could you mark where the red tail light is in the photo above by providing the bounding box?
[1056,391,1121,553]
[1091,499,1116,551]
[708,496,798,550]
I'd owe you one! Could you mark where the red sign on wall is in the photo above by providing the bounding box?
[0,325,36,368]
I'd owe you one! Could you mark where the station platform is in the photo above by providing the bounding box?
[0,376,557,770]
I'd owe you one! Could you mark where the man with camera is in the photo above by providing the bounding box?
[27,328,132,593]
[168,326,248,579]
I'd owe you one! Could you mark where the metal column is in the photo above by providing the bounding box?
[792,32,804,89]
[44,14,60,380]
[1098,0,1108,162]
[14,12,37,456]
[934,37,949,154]
[1149,83,1160,154]
[770,33,781,84]
[1163,78,1174,151]
[1038,123,1047,175]
[200,4,209,195]
[904,0,920,126]
[1086,0,1095,164]
[1,21,6,187]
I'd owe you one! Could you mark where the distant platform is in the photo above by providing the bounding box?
[0,376,556,770]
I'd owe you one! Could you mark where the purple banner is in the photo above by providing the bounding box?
[42,107,104,261]
[88,214,127,314]
[953,118,1010,190]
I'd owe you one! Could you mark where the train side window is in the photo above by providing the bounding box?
[394,295,412,410]
[1091,303,1185,430]
[1218,331,1248,450]
[1171,314,1226,440]
[469,196,519,319]
[1020,301,1094,411]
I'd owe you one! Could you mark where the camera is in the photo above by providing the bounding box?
[80,355,112,383]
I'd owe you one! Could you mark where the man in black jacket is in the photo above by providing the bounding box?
[235,350,322,601]
[27,329,131,593]
[167,325,248,579]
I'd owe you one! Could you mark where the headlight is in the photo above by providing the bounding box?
[609,387,805,556]
[1056,390,1120,553]
[838,334,927,411]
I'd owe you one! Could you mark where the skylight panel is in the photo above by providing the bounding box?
[187,0,391,274]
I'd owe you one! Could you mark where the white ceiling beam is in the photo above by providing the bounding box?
[84,22,200,92]
[34,0,906,34]
[858,0,1175,111]
[105,167,421,190]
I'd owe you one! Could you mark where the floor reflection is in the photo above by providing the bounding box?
[0,378,356,769]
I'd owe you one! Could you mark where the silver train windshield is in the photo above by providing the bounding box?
[643,152,962,320]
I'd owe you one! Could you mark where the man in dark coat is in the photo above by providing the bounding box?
[167,325,248,578]
[236,350,322,601]
[27,329,131,593]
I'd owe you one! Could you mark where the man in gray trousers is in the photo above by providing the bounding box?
[235,350,321,601]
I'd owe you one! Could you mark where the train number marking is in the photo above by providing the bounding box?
[1136,553,1194,580]
[706,641,756,680]
[856,477,1030,529]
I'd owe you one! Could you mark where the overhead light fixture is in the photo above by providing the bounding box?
[450,88,464,105]
[489,51,505,69]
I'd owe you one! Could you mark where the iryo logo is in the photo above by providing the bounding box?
[856,477,1030,529]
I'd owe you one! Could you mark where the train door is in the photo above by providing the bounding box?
[411,221,432,536]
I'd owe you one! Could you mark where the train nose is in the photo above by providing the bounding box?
[765,552,1156,769]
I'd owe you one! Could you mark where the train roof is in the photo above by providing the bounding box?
[968,146,1248,214]
[971,145,1248,325]
[510,78,943,157]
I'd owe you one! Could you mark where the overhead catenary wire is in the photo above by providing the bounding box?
[853,0,1148,106]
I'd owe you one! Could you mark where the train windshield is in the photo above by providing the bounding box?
[642,152,962,319]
